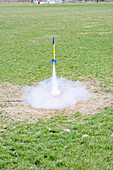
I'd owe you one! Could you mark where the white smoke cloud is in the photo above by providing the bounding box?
[22,77,90,109]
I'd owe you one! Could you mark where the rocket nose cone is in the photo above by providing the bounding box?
[53,36,55,45]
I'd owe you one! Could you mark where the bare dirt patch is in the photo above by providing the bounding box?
[0,81,113,123]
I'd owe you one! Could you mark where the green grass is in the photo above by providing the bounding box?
[0,3,113,169]
[0,3,113,90]
[0,107,113,169]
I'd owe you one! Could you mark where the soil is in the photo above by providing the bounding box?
[0,81,113,123]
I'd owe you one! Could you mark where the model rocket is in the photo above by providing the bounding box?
[50,36,57,65]
[50,36,57,80]
[50,36,60,96]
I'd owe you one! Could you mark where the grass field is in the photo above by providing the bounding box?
[0,107,113,169]
[0,3,113,89]
[0,2,113,169]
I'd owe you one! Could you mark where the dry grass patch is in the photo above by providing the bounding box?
[0,81,113,123]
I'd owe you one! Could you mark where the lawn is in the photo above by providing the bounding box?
[0,2,113,169]
[0,107,113,169]
[0,3,113,89]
